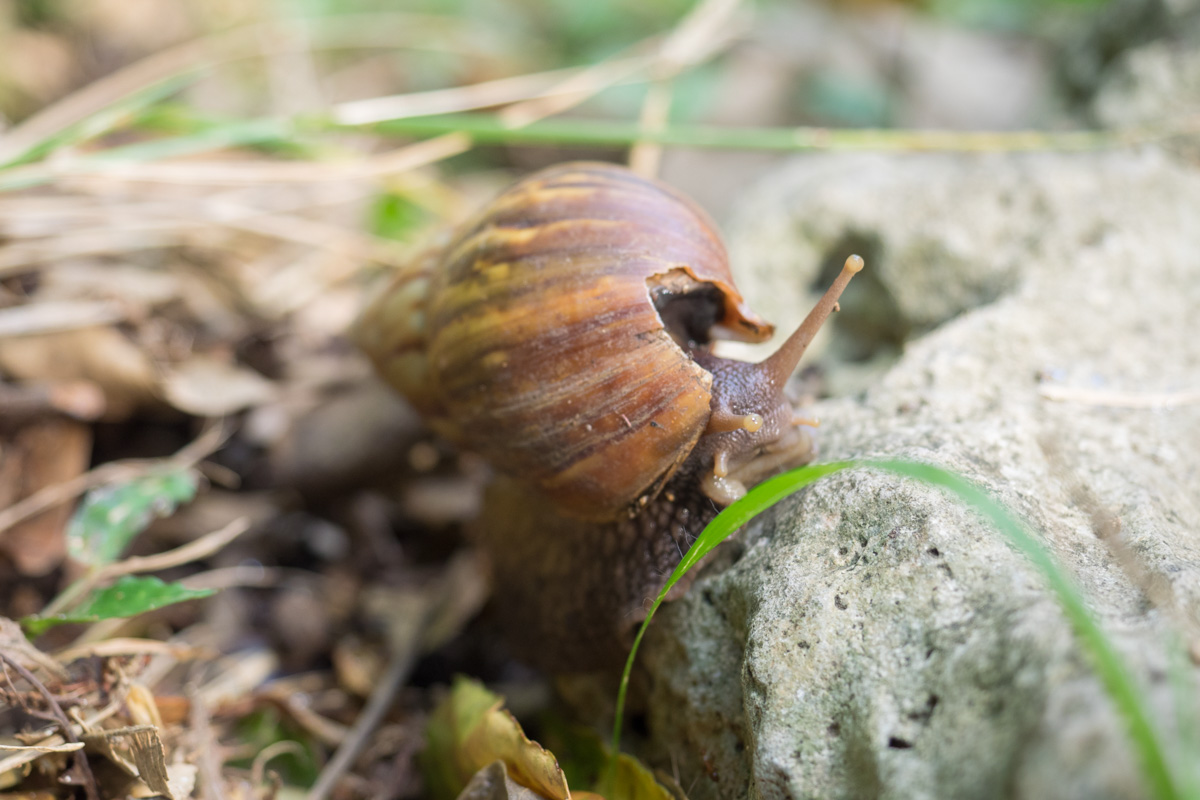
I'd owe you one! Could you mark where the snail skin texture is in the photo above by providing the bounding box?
[355,162,862,671]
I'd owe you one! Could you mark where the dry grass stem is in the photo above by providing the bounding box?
[0,742,85,753]
[251,741,311,788]
[630,0,745,175]
[103,517,250,575]
[179,565,287,591]
[52,132,471,186]
[499,55,656,127]
[259,688,351,747]
[0,462,151,537]
[1040,384,1200,408]
[187,682,228,800]
[0,301,127,339]
[0,224,192,278]
[331,59,649,126]
[629,79,673,177]
[53,638,217,663]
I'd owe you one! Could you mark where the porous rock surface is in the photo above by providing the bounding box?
[639,149,1200,799]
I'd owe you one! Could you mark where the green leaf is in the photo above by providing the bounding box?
[22,576,214,636]
[66,469,198,566]
[74,575,214,619]
[370,191,430,241]
[609,461,851,765]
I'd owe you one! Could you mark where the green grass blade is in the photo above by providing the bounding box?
[608,461,854,767]
[0,117,296,192]
[869,459,1180,800]
[367,113,1117,152]
[0,73,197,171]
[0,110,1130,195]
[608,458,1185,800]
[1167,635,1200,797]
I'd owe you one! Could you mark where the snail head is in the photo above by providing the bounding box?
[690,255,863,505]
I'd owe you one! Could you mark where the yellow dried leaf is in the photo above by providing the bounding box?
[423,677,569,800]
[125,683,164,728]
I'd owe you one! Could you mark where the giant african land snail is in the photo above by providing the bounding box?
[354,162,861,671]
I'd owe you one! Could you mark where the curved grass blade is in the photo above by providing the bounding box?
[607,461,853,778]
[608,459,1186,800]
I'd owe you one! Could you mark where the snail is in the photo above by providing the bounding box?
[354,162,861,671]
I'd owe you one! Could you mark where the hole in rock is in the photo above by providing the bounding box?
[813,232,907,363]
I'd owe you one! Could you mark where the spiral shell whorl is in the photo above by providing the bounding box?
[357,162,772,520]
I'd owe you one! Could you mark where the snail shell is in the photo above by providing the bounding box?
[355,162,778,521]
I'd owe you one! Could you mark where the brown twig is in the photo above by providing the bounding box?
[331,58,649,127]
[187,681,228,800]
[303,639,425,800]
[0,651,101,800]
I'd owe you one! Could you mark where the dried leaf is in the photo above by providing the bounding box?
[161,357,275,416]
[422,677,570,800]
[0,418,91,575]
[457,761,545,800]
[0,327,159,421]
[165,762,198,800]
[125,727,172,798]
[538,720,678,800]
[82,725,171,797]
[125,683,164,728]
[0,753,31,791]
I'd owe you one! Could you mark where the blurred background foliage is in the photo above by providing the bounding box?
[0,0,1115,132]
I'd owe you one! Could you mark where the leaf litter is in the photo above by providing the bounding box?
[0,1,752,797]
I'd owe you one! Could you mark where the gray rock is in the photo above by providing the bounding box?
[640,150,1200,800]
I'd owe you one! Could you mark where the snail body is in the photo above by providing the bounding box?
[355,163,861,670]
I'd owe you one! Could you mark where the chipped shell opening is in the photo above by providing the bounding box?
[646,266,774,348]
